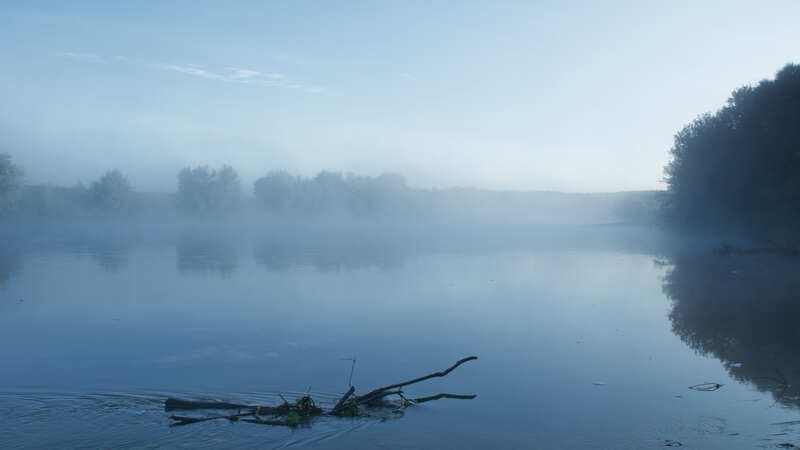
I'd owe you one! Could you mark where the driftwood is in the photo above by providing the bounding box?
[166,356,477,427]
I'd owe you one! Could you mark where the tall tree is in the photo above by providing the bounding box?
[664,63,800,241]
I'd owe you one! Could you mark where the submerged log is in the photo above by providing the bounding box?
[170,412,255,426]
[165,397,257,411]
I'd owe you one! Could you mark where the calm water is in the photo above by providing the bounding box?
[1,223,799,449]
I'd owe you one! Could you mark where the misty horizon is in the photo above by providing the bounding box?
[3,2,799,193]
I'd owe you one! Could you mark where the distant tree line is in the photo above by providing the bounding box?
[1,153,661,223]
[0,154,136,217]
[0,154,413,218]
[664,63,800,242]
[253,170,409,215]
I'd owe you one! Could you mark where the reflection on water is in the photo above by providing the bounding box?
[176,238,239,277]
[5,225,800,448]
[0,223,676,285]
[82,240,130,272]
[665,252,800,409]
[0,245,20,286]
[253,241,403,272]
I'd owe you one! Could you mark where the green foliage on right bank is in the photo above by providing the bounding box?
[664,64,800,243]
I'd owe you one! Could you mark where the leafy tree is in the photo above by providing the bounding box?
[664,63,800,241]
[253,170,299,212]
[0,153,24,215]
[177,165,242,213]
[90,169,132,212]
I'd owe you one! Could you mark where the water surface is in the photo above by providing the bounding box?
[1,224,798,448]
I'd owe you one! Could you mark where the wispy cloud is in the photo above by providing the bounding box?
[227,67,261,80]
[58,51,104,63]
[163,64,224,80]
[162,64,323,93]
[161,64,325,94]
[58,50,324,93]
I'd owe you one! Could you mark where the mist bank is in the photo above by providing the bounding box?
[0,156,662,227]
[6,187,663,226]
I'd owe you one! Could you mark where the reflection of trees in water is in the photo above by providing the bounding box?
[81,240,129,272]
[0,245,20,286]
[665,253,800,407]
[253,241,403,272]
[177,239,239,277]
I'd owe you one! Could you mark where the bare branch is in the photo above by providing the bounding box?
[355,356,478,404]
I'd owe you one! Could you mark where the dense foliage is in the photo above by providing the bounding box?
[664,64,800,241]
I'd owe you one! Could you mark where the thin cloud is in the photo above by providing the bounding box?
[163,64,289,87]
[226,67,261,80]
[58,51,104,63]
[58,50,323,93]
[161,63,323,92]
[163,64,224,80]
[161,64,323,93]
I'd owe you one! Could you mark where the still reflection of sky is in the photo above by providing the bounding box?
[1,231,799,449]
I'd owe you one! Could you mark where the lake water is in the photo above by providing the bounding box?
[1,223,799,449]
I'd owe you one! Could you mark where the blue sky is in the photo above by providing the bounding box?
[1,1,798,192]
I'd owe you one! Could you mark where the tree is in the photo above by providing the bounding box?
[0,153,24,215]
[214,165,243,208]
[177,165,242,213]
[664,63,800,241]
[253,170,299,212]
[90,169,132,212]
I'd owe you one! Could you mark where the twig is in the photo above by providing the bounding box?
[354,356,478,404]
